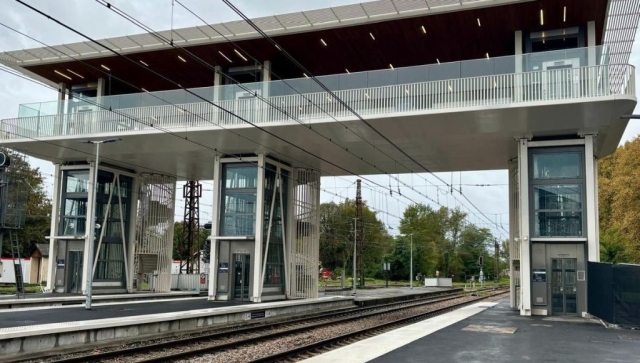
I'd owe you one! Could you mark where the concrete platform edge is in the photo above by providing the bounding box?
[0,296,354,360]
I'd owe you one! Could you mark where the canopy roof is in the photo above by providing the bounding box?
[2,0,636,94]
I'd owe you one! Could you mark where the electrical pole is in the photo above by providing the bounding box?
[352,217,357,295]
[495,239,500,283]
[410,234,413,289]
[355,179,364,288]
[181,181,202,274]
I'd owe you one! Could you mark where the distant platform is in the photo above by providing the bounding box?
[0,296,354,361]
[0,291,201,309]
[303,298,640,363]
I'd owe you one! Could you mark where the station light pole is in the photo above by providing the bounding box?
[80,138,121,310]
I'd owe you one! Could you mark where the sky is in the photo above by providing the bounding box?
[1,0,640,240]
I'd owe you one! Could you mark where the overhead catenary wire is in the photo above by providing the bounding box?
[6,1,506,238]
[222,0,508,236]
[93,0,447,209]
[96,0,506,237]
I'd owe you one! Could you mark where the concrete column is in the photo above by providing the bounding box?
[252,154,266,302]
[584,135,598,262]
[262,60,271,98]
[126,175,139,292]
[508,159,517,309]
[46,164,62,292]
[82,162,97,294]
[514,31,523,102]
[213,66,222,103]
[208,156,222,300]
[587,21,596,67]
[518,138,531,316]
[594,158,600,259]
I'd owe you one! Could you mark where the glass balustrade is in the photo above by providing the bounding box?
[16,46,610,118]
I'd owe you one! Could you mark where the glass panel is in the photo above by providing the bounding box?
[535,211,582,237]
[64,199,87,217]
[62,217,86,236]
[65,170,90,193]
[533,152,581,179]
[94,242,124,281]
[534,185,582,210]
[551,259,564,314]
[223,192,257,236]
[224,165,258,189]
[534,184,582,237]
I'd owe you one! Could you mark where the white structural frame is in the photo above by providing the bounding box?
[514,135,601,316]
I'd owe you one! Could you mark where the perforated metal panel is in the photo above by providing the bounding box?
[362,0,399,16]
[253,16,284,31]
[427,0,462,8]
[275,13,310,29]
[173,27,209,41]
[64,42,100,55]
[107,36,142,50]
[303,8,339,25]
[392,0,431,13]
[331,3,368,21]
[129,33,165,47]
[224,20,256,35]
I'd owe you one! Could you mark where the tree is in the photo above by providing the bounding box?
[319,199,391,280]
[0,149,52,258]
[598,137,640,263]
[172,221,210,262]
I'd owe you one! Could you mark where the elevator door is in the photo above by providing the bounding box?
[551,258,577,315]
[233,254,251,301]
[67,251,84,294]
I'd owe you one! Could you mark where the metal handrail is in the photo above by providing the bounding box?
[0,63,634,141]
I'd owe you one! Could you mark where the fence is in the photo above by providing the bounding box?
[588,262,640,327]
[170,273,208,291]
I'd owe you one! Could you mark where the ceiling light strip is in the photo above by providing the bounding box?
[234,49,247,61]
[219,51,233,63]
[54,70,71,80]
[66,69,84,79]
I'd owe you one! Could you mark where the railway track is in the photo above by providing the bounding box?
[40,288,505,363]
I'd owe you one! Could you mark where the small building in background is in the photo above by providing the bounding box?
[29,243,49,284]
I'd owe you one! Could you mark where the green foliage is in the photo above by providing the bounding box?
[598,137,640,263]
[319,199,391,280]
[0,149,52,258]
[172,222,210,260]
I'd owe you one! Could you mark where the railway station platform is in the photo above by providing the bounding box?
[303,298,640,363]
[0,296,354,360]
[350,286,461,307]
[0,291,201,309]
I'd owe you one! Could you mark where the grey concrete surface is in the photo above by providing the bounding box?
[370,298,640,363]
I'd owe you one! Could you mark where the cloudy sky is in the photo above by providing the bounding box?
[1,0,640,239]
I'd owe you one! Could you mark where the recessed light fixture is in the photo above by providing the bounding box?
[369,32,376,40]
[141,88,149,93]
[303,73,309,78]
[540,9,544,25]
[326,95,332,102]
[421,25,426,34]
[234,49,247,61]
[448,84,452,92]
[494,80,497,88]
[345,69,350,74]
[178,55,187,63]
[178,108,185,113]
[486,52,490,59]
[389,64,394,70]
[405,88,409,95]
[140,60,149,67]
[320,38,327,46]
[66,69,84,79]
[219,51,232,63]
[563,6,566,22]
[101,64,110,71]
[275,44,282,51]
[54,70,72,80]
[365,92,370,99]
[477,18,481,27]
[436,58,440,64]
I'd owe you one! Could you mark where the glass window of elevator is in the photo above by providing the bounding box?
[529,147,585,238]
[221,164,258,236]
